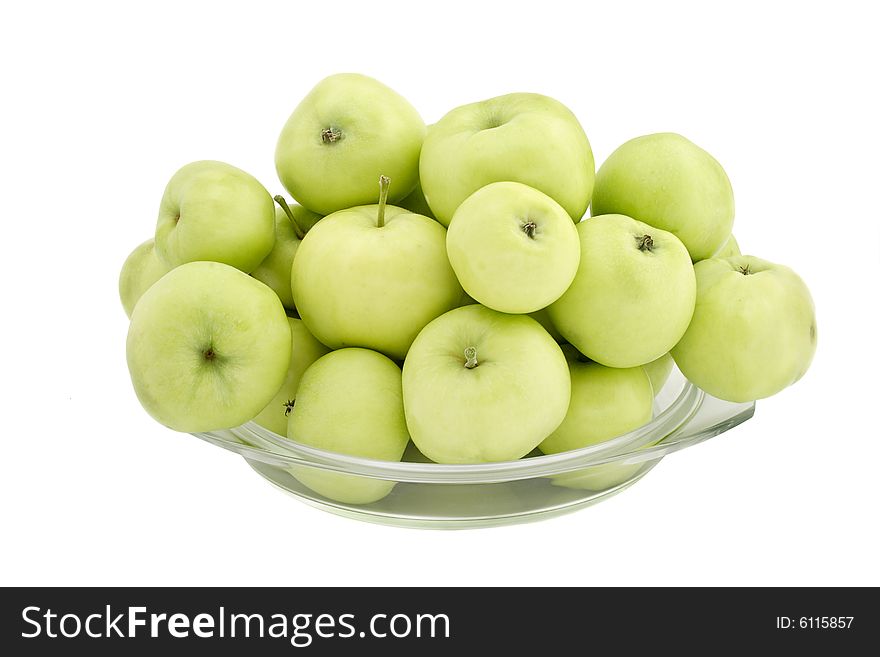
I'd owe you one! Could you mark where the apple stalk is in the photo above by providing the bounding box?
[376,175,391,228]
[464,346,478,369]
[274,195,306,240]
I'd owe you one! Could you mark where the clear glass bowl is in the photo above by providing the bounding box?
[193,367,754,529]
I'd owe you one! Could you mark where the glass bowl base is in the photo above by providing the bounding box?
[245,458,660,529]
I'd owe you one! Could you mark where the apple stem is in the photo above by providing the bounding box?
[637,234,654,252]
[738,263,751,275]
[377,175,391,228]
[321,127,343,144]
[464,346,478,369]
[274,195,306,239]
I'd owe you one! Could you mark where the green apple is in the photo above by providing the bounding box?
[420,92,594,226]
[541,345,654,490]
[386,481,522,517]
[711,233,741,259]
[540,346,654,454]
[250,197,321,311]
[292,176,462,360]
[252,317,330,436]
[528,307,565,343]
[446,182,580,313]
[154,160,275,272]
[287,348,409,505]
[118,238,170,317]
[642,352,674,396]
[275,73,425,215]
[548,214,696,368]
[398,180,435,220]
[551,460,649,491]
[591,133,735,261]
[126,262,291,432]
[671,256,817,402]
[402,305,570,463]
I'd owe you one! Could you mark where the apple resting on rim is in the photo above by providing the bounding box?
[287,348,409,505]
[541,345,655,491]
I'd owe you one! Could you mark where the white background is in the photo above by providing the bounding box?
[1,0,878,586]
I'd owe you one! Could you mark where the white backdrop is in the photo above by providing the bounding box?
[1,0,877,586]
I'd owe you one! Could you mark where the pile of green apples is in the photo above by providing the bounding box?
[121,73,817,504]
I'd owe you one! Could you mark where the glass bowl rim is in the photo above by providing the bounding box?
[192,378,737,483]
